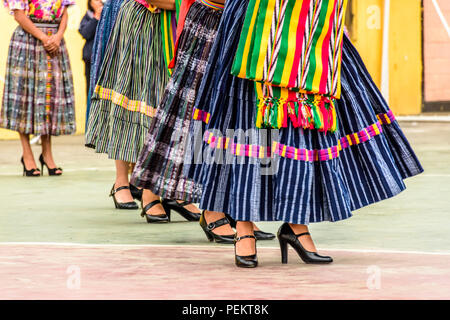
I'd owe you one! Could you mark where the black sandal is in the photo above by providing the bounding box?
[39,154,62,176]
[141,199,170,223]
[234,234,258,268]
[162,199,201,221]
[109,185,139,210]
[199,211,234,244]
[21,157,41,177]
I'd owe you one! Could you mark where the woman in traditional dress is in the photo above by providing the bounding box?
[85,0,177,209]
[130,0,275,241]
[186,0,423,267]
[1,0,76,176]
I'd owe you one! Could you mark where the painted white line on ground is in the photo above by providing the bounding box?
[397,115,450,122]
[0,242,449,256]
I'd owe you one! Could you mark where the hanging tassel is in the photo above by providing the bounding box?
[281,100,287,128]
[319,100,329,132]
[330,100,337,132]
[256,90,338,132]
[309,101,322,130]
[269,99,278,128]
[256,99,265,128]
[288,102,299,128]
[277,98,284,128]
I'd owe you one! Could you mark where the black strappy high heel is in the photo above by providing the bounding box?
[21,157,41,177]
[140,199,170,223]
[129,184,143,201]
[109,185,139,210]
[162,199,201,221]
[277,223,333,264]
[225,213,276,241]
[39,154,62,176]
[199,211,234,244]
[234,234,258,268]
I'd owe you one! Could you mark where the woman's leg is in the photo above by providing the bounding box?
[203,211,234,235]
[176,201,201,214]
[114,160,134,203]
[141,189,168,215]
[41,135,62,174]
[19,133,39,173]
[235,221,256,256]
[234,221,258,267]
[288,224,317,252]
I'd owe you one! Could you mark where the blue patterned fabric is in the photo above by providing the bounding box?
[184,0,423,225]
[85,0,124,128]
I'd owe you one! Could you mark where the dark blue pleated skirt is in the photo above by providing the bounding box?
[85,0,125,127]
[184,0,424,225]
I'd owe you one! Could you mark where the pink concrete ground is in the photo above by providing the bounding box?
[1,244,449,300]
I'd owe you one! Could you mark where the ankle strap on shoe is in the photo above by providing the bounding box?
[206,217,229,231]
[177,200,191,207]
[143,199,162,213]
[295,232,310,237]
[110,185,130,196]
[235,235,256,242]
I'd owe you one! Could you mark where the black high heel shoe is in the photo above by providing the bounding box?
[21,157,41,177]
[129,184,143,201]
[141,199,170,223]
[277,223,333,264]
[39,154,62,176]
[225,213,275,241]
[109,185,139,210]
[234,234,258,268]
[199,211,235,244]
[162,199,201,221]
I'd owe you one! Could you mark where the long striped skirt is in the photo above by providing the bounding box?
[0,19,75,136]
[185,0,424,225]
[130,0,224,202]
[85,0,169,163]
[85,0,125,127]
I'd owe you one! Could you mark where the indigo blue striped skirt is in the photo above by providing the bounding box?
[131,0,224,202]
[85,0,125,127]
[185,0,424,225]
[85,0,169,163]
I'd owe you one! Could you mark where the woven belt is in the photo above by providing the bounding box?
[33,23,59,28]
[199,0,225,11]
[30,18,60,28]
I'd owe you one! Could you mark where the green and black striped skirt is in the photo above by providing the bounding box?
[85,0,169,163]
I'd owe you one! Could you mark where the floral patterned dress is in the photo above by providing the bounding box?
[4,0,74,20]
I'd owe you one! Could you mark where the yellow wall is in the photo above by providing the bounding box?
[0,3,88,140]
[389,0,422,115]
[351,0,423,115]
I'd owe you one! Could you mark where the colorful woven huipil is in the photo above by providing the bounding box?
[231,0,348,132]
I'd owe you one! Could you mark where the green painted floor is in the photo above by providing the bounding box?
[0,122,449,253]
